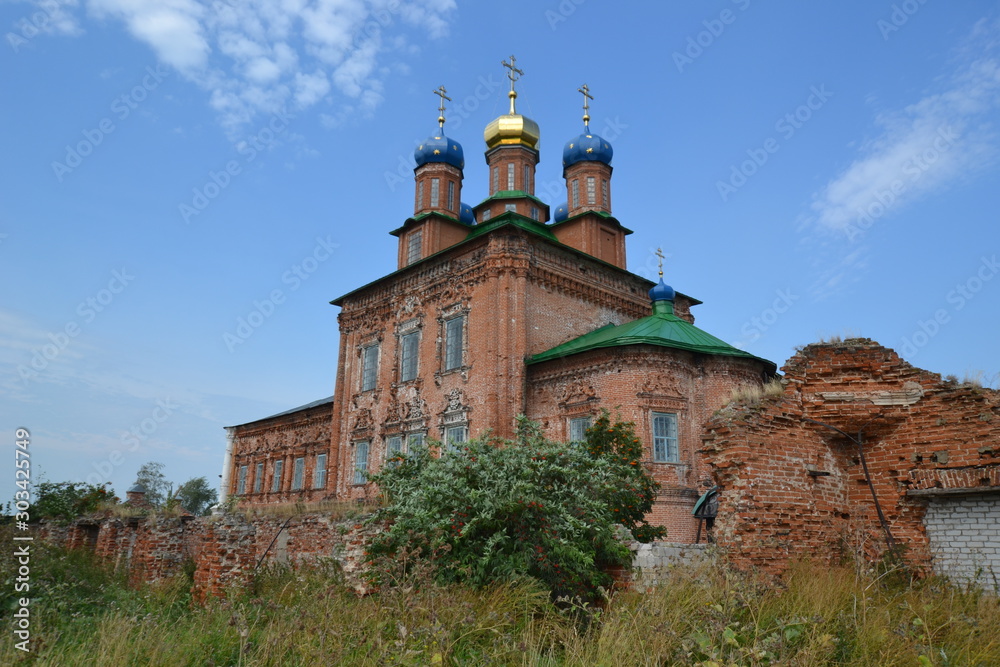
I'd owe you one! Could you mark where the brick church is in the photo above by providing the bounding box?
[221,60,776,542]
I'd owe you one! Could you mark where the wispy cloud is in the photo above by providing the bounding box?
[33,0,456,134]
[811,18,1000,236]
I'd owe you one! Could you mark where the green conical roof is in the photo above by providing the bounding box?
[528,305,774,368]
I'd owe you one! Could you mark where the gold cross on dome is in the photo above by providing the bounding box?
[501,55,524,114]
[578,83,593,125]
[432,85,451,128]
[655,247,665,277]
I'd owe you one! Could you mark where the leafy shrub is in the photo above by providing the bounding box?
[365,416,659,601]
[31,480,117,524]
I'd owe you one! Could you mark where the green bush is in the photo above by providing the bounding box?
[30,480,117,524]
[365,416,660,601]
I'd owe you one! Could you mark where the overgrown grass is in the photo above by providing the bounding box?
[235,498,377,522]
[3,527,999,665]
[723,378,785,407]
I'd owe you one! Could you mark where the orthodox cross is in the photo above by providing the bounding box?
[432,85,451,128]
[501,55,523,114]
[578,83,593,125]
[655,247,665,277]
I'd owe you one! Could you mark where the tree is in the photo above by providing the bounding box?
[31,480,117,524]
[173,477,218,516]
[582,410,667,542]
[365,416,654,602]
[134,461,171,507]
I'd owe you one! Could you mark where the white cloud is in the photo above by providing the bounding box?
[72,0,457,133]
[810,19,1000,237]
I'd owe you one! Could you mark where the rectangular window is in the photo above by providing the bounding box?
[481,208,491,222]
[236,465,248,495]
[291,457,305,490]
[271,460,283,492]
[505,203,517,213]
[416,180,423,210]
[430,178,440,207]
[523,165,531,193]
[492,166,499,193]
[387,435,403,459]
[530,207,539,221]
[354,441,369,485]
[400,331,419,381]
[445,425,467,452]
[447,180,455,211]
[407,230,422,265]
[571,179,579,208]
[507,162,514,190]
[314,454,327,489]
[586,176,596,205]
[253,462,263,493]
[601,179,609,207]
[445,316,464,370]
[408,432,425,451]
[569,417,592,444]
[361,343,379,391]
[652,412,679,462]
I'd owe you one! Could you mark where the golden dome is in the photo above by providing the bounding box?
[484,112,540,150]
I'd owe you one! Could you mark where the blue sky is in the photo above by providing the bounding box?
[3,0,999,502]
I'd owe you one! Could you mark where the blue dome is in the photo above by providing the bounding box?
[414,130,464,170]
[459,202,474,224]
[649,278,675,303]
[562,125,613,168]
[553,202,569,223]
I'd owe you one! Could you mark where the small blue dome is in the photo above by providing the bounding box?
[414,130,464,170]
[459,202,474,224]
[649,278,675,303]
[553,202,569,223]
[562,125,613,168]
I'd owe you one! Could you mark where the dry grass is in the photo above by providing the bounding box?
[235,497,378,522]
[724,378,785,407]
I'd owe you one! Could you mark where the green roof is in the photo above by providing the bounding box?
[477,189,549,208]
[528,302,775,369]
[463,211,559,242]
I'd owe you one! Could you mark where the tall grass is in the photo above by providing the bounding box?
[3,526,999,665]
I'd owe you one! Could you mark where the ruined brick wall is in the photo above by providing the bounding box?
[702,339,1000,575]
[528,345,772,542]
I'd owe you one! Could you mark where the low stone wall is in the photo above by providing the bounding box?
[630,542,710,589]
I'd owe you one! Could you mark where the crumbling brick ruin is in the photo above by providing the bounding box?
[702,339,1000,588]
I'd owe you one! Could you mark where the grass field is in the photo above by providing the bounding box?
[2,529,999,666]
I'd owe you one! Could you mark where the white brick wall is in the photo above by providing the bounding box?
[923,494,1000,593]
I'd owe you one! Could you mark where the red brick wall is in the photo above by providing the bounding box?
[527,345,772,542]
[703,339,1000,574]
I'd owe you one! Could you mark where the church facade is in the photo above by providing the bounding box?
[222,63,776,542]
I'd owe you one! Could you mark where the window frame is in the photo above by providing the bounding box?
[400,330,419,382]
[652,411,680,463]
[271,460,283,493]
[236,465,248,495]
[444,425,467,452]
[354,441,370,485]
[361,343,379,392]
[569,416,592,444]
[406,230,422,266]
[253,462,264,493]
[313,453,327,489]
[444,315,464,371]
[430,177,440,207]
[292,456,305,490]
